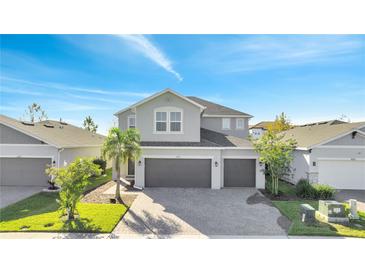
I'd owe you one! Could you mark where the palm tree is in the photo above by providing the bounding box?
[102,127,141,200]
[83,116,98,133]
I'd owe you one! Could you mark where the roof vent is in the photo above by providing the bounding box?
[59,118,68,125]
[21,121,34,126]
[44,123,54,128]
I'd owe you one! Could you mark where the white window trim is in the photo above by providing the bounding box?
[236,118,245,130]
[222,118,231,130]
[153,107,183,134]
[127,115,136,129]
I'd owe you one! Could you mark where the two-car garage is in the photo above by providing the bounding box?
[145,159,212,187]
[142,157,257,188]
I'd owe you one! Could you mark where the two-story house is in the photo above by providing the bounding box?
[114,88,265,189]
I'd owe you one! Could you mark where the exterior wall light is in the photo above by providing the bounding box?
[138,160,142,166]
[215,161,219,167]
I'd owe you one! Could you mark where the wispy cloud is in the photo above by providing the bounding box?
[198,35,364,73]
[118,35,183,81]
[1,76,151,98]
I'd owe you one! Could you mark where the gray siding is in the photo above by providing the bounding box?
[0,124,43,144]
[324,133,365,146]
[60,146,103,167]
[135,91,201,142]
[117,109,135,132]
[201,117,249,138]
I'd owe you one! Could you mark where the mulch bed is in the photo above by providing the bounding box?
[259,189,299,201]
[81,181,139,207]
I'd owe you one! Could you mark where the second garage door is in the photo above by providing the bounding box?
[145,158,211,187]
[0,157,51,186]
[224,159,256,187]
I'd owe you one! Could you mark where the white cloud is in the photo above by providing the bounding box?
[1,76,151,98]
[118,35,183,81]
[198,35,364,73]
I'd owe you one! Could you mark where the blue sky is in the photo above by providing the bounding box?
[1,34,364,134]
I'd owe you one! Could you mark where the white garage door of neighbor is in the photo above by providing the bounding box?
[318,160,365,190]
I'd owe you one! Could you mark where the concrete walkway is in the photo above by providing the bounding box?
[113,188,289,238]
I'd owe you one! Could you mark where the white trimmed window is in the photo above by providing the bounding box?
[155,111,167,132]
[128,115,136,128]
[170,111,182,132]
[236,118,245,130]
[222,118,231,130]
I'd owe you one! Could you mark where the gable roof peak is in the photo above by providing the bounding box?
[114,88,206,116]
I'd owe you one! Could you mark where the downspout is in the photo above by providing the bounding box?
[57,148,64,168]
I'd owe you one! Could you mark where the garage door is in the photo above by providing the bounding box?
[145,158,211,187]
[0,158,51,186]
[318,160,365,190]
[224,159,256,187]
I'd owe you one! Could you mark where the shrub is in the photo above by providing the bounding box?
[295,179,315,199]
[312,184,335,200]
[93,158,107,175]
[295,179,335,200]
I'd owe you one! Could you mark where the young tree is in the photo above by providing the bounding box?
[102,128,141,200]
[268,112,292,133]
[24,103,48,122]
[252,131,296,196]
[83,116,98,133]
[46,158,101,220]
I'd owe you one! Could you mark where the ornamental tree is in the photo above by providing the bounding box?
[46,158,101,220]
[268,112,292,133]
[252,131,296,196]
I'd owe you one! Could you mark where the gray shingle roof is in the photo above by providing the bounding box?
[141,128,252,148]
[281,121,365,149]
[0,114,105,148]
[187,96,252,117]
[249,121,275,130]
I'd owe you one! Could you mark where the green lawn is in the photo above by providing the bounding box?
[0,169,128,233]
[273,200,365,238]
[278,180,296,196]
[84,168,112,192]
[0,192,127,233]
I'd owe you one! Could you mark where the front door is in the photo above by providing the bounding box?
[127,158,135,176]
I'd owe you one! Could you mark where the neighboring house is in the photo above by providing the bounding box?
[281,121,365,190]
[0,114,105,187]
[114,88,265,189]
[249,121,275,139]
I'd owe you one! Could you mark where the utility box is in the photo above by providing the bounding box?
[300,204,315,224]
[316,200,349,224]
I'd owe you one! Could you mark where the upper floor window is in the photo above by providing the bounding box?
[154,107,183,133]
[128,115,136,129]
[236,118,245,130]
[222,118,231,130]
[170,112,182,132]
[155,111,167,132]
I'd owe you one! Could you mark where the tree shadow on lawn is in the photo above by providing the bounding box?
[0,192,59,222]
[61,217,102,233]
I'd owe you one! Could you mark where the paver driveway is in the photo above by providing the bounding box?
[113,188,289,238]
